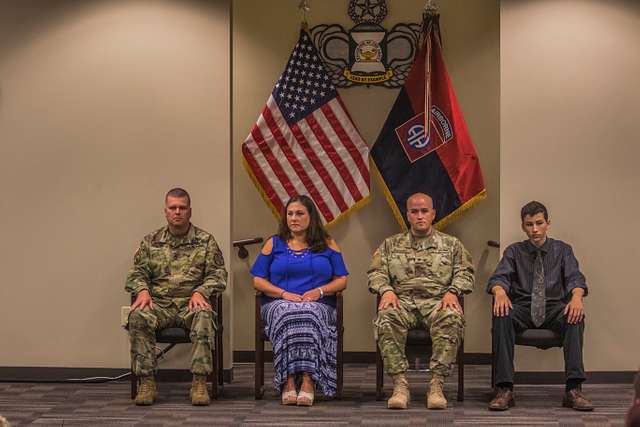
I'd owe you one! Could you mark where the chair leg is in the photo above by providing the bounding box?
[490,319,496,388]
[336,325,344,400]
[491,354,496,388]
[217,329,224,386]
[255,342,264,399]
[131,370,137,400]
[255,293,265,399]
[335,291,344,400]
[217,294,224,386]
[210,348,218,400]
[375,345,384,401]
[457,339,464,402]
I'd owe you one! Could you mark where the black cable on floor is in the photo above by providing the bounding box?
[2,344,177,383]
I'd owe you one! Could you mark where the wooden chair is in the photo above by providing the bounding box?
[375,294,465,401]
[129,293,223,399]
[485,240,562,386]
[490,316,562,386]
[254,291,344,399]
[486,242,562,386]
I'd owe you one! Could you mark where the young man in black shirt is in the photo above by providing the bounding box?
[488,201,593,411]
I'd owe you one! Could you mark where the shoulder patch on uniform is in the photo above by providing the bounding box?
[213,252,225,267]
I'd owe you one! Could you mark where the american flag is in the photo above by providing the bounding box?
[242,30,370,224]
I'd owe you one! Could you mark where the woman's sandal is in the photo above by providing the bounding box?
[281,390,298,405]
[296,390,314,406]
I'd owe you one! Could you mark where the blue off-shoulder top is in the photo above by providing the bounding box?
[250,235,348,306]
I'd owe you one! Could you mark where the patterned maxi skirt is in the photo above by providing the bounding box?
[261,299,337,396]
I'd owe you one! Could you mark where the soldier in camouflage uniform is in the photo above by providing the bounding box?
[125,188,227,406]
[369,193,474,410]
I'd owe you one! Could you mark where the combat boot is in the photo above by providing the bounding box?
[190,374,211,406]
[427,375,447,409]
[387,373,410,409]
[134,376,157,406]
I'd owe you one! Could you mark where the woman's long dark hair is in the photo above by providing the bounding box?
[277,195,329,252]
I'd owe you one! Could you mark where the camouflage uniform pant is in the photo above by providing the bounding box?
[374,304,464,377]
[127,305,216,377]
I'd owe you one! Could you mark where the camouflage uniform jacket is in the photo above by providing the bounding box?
[368,230,474,312]
[125,224,227,308]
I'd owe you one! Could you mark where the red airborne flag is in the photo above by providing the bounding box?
[371,11,485,230]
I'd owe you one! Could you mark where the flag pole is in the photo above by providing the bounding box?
[299,0,310,32]
[422,0,439,148]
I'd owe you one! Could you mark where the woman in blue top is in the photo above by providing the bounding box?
[251,195,348,406]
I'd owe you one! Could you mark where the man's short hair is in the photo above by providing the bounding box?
[165,187,191,205]
[520,201,548,222]
[406,192,433,209]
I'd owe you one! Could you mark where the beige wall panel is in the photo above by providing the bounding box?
[0,0,231,368]
[501,0,640,371]
[233,0,499,352]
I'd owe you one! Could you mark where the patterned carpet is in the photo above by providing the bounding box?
[0,364,633,426]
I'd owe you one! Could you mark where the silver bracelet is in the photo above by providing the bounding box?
[318,287,324,297]
[280,289,286,298]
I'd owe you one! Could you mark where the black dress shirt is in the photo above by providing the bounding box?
[487,238,587,306]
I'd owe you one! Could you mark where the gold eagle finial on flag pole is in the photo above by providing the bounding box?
[299,0,311,32]
[424,0,438,15]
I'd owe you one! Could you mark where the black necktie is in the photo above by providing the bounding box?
[531,250,546,327]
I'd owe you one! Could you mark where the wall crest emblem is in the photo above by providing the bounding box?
[310,0,421,88]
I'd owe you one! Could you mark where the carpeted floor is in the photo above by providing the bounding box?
[0,364,633,426]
